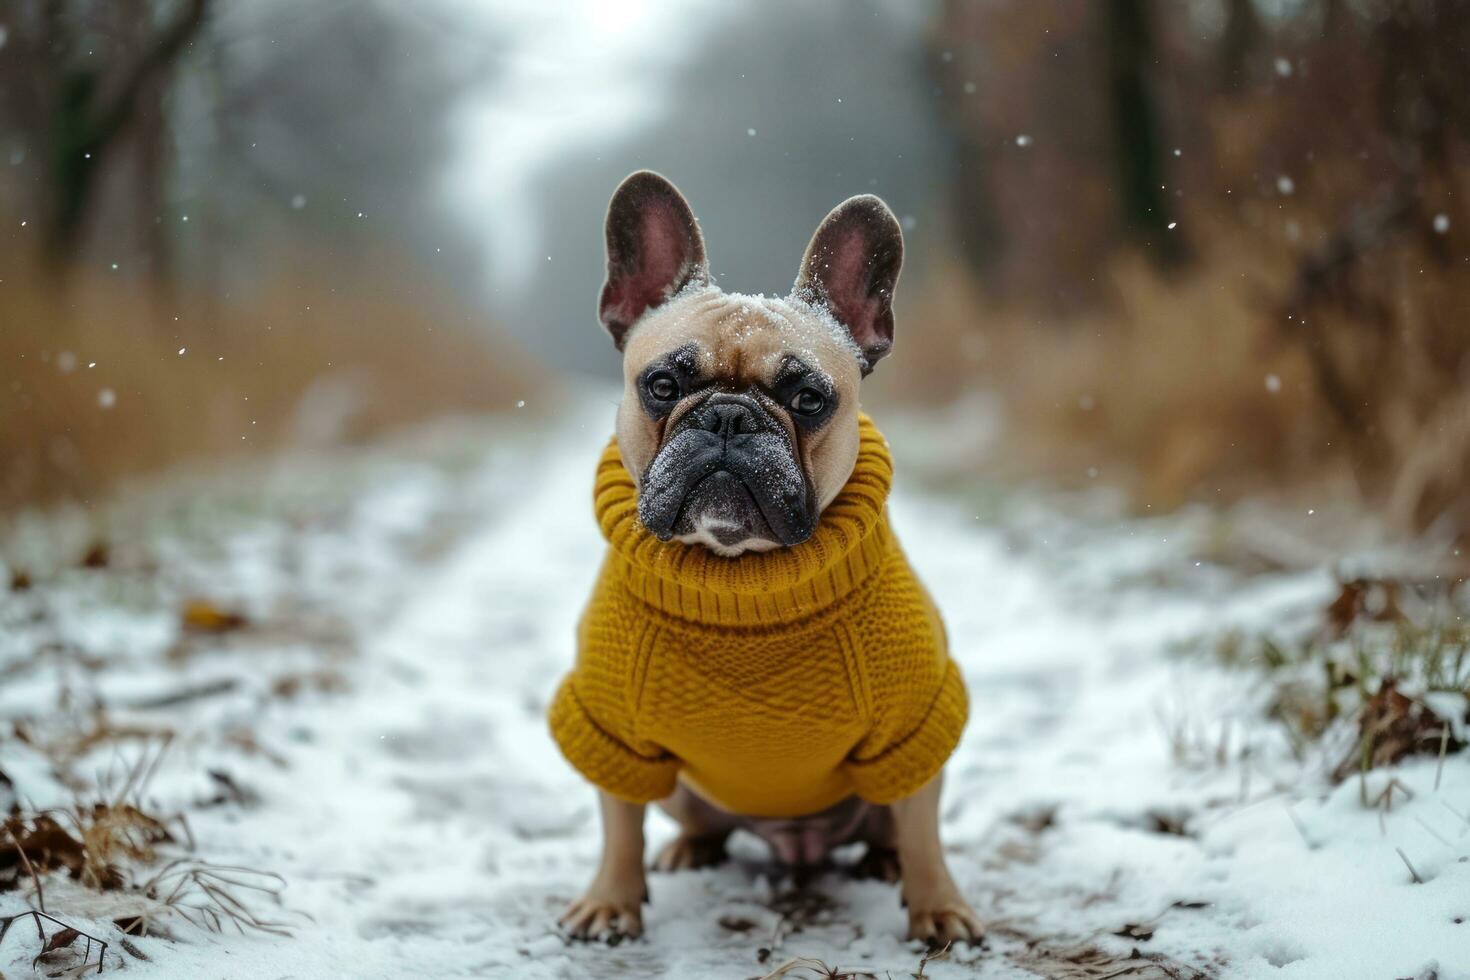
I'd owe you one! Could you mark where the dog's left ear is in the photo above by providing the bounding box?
[793,195,903,374]
[599,171,710,350]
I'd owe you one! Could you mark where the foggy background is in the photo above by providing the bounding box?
[3,0,1469,543]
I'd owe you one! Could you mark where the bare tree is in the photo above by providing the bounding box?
[0,0,209,273]
[1100,0,1184,266]
[1218,0,1262,93]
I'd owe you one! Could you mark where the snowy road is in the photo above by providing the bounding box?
[2,404,1466,979]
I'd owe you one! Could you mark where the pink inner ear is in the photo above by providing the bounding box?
[602,201,698,334]
[823,226,876,312]
[638,204,692,300]
[818,224,888,350]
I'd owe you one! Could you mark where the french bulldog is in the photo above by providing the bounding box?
[559,171,980,948]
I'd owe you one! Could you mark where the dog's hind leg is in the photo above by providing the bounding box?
[847,804,901,883]
[651,782,739,872]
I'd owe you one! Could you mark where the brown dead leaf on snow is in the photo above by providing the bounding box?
[1332,679,1463,783]
[1324,578,1405,637]
[0,911,111,976]
[180,598,248,634]
[80,541,110,569]
[1,814,87,884]
[718,914,757,933]
[2,800,178,894]
[37,925,81,956]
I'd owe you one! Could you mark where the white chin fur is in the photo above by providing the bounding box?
[675,517,780,557]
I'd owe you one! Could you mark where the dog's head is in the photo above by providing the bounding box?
[599,171,902,557]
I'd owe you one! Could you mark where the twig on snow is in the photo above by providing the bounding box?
[1395,846,1424,884]
[6,823,46,912]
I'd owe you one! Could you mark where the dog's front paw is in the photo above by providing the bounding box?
[903,888,984,948]
[559,875,648,943]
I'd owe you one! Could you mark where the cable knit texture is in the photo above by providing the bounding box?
[548,414,966,817]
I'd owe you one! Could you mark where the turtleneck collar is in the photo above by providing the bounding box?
[592,414,894,626]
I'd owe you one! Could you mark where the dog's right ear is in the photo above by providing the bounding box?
[598,171,709,350]
[793,195,903,374]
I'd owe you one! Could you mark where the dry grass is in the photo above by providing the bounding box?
[907,0,1470,541]
[1,738,297,953]
[0,250,539,511]
[893,203,1470,540]
[890,224,1325,508]
[1205,576,1469,781]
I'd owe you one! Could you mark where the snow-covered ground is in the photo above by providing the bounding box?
[1,401,1466,979]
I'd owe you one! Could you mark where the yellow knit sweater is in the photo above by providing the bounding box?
[548,415,966,818]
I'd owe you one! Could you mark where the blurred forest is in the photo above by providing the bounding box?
[2,0,1468,545]
[914,0,1470,544]
[0,0,527,508]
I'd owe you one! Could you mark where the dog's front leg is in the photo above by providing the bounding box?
[560,790,649,942]
[891,773,983,947]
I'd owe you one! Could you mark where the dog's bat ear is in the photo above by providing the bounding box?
[793,195,903,374]
[599,171,709,350]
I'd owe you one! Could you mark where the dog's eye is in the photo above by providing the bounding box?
[646,372,680,401]
[790,388,826,415]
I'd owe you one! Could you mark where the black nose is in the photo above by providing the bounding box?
[699,400,761,438]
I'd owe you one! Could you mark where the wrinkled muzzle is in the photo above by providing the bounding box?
[637,394,815,548]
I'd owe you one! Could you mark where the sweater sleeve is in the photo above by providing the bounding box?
[844,647,967,805]
[548,675,678,803]
[547,589,679,803]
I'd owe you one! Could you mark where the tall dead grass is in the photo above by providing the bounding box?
[893,210,1470,540]
[0,253,538,511]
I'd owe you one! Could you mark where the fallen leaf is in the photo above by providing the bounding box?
[1,814,87,879]
[181,599,248,634]
[33,926,84,970]
[80,542,110,569]
[40,926,80,955]
[1144,808,1192,837]
[1325,578,1406,636]
[719,915,757,933]
[1332,679,1464,782]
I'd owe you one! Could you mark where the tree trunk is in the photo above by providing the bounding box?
[40,0,209,274]
[1101,0,1185,267]
[1219,0,1262,93]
